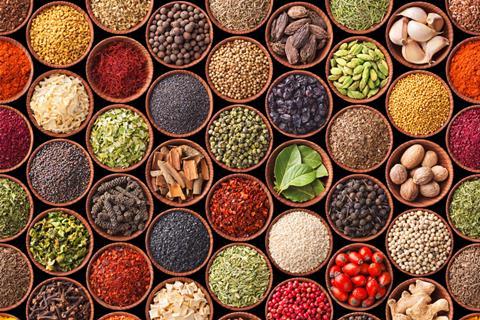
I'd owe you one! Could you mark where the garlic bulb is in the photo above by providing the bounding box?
[425,36,449,61]
[389,17,409,46]
[407,20,439,42]
[402,38,429,64]
[398,7,427,24]
[426,13,444,32]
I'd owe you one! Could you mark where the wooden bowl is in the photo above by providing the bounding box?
[205,173,273,242]
[385,208,454,277]
[219,312,261,320]
[0,0,33,36]
[265,208,333,276]
[145,277,214,320]
[26,208,94,277]
[0,174,34,243]
[0,105,34,173]
[446,36,480,104]
[264,2,333,69]
[145,138,214,207]
[206,243,273,311]
[386,278,453,320]
[0,314,19,320]
[325,36,393,104]
[265,70,333,138]
[145,208,213,276]
[86,173,154,242]
[145,1,214,69]
[385,139,454,207]
[0,243,34,312]
[86,242,154,311]
[26,138,94,207]
[86,104,154,173]
[338,313,380,320]
[205,105,273,172]
[386,70,454,138]
[326,243,394,311]
[445,0,480,36]
[86,36,153,103]
[0,37,34,104]
[26,69,94,138]
[146,70,213,138]
[26,277,94,320]
[325,105,393,173]
[26,1,94,68]
[265,139,334,208]
[98,312,141,320]
[85,0,154,34]
[460,314,480,320]
[205,36,273,104]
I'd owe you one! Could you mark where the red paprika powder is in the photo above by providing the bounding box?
[448,107,480,170]
[0,39,31,101]
[0,107,31,170]
[449,40,480,101]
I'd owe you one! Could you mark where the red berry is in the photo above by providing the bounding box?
[366,278,380,297]
[348,251,364,265]
[348,295,361,307]
[335,253,349,266]
[375,286,387,299]
[333,273,353,292]
[372,251,385,263]
[362,296,376,308]
[351,287,368,300]
[331,286,348,302]
[368,262,383,277]
[378,271,392,287]
[359,246,373,262]
[329,265,341,278]
[351,275,367,287]
[342,262,360,277]
[360,263,369,275]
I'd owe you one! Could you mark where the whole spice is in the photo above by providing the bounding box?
[208,245,271,308]
[448,107,480,170]
[208,0,270,32]
[0,178,30,240]
[329,0,389,31]
[0,0,30,33]
[448,39,480,101]
[0,107,31,170]
[448,0,480,33]
[208,176,270,239]
[449,178,480,240]
[342,315,376,320]
[0,39,31,101]
[103,316,136,320]
[0,246,31,309]
[447,245,480,309]
[90,0,151,31]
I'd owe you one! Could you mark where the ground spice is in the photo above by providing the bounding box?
[448,107,480,170]
[208,0,270,32]
[449,39,480,101]
[448,245,480,309]
[0,246,31,309]
[449,178,480,240]
[0,40,31,101]
[0,0,30,33]
[0,107,30,169]
[448,0,480,33]
[0,316,16,320]
[90,0,151,31]
[0,178,30,240]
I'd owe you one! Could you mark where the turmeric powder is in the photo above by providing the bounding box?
[449,39,480,101]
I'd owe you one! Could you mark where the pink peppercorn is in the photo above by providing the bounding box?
[267,279,332,320]
[448,107,480,170]
[0,107,30,170]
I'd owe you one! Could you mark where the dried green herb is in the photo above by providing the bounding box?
[449,178,480,239]
[330,0,389,31]
[0,178,30,239]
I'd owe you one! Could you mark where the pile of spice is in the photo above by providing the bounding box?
[449,177,480,240]
[29,140,91,204]
[0,178,30,240]
[148,209,211,274]
[329,0,389,31]
[147,3,211,66]
[0,246,31,310]
[447,245,480,309]
[91,176,149,237]
[208,175,270,239]
[208,39,270,100]
[149,73,210,135]
[89,0,151,32]
[388,73,451,136]
[90,108,150,169]
[448,0,480,34]
[448,39,480,102]
[0,107,30,170]
[465,317,480,320]
[208,0,270,32]
[29,4,91,66]
[268,210,331,274]
[268,5,329,65]
[88,245,151,307]
[267,279,332,319]
[102,316,137,320]
[208,245,270,308]
[0,316,16,320]
[28,279,91,320]
[341,314,376,320]
[267,73,329,135]
[89,40,149,99]
[0,0,30,33]
[387,210,452,275]
[448,107,480,171]
[149,280,210,320]
[208,107,270,169]
[328,177,390,239]
[328,107,391,170]
[30,73,90,134]
[0,39,31,101]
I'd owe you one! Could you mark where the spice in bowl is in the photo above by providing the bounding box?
[449,177,480,240]
[448,39,480,102]
[0,39,31,102]
[341,315,376,320]
[0,178,30,241]
[0,107,31,170]
[448,107,480,171]
[89,0,151,32]
[0,316,16,320]
[448,245,480,309]
[448,0,480,34]
[208,0,270,32]
[0,246,31,310]
[0,0,30,34]
[103,315,137,320]
[329,0,389,31]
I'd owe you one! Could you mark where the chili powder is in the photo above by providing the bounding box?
[0,40,31,101]
[0,107,30,169]
[449,107,480,170]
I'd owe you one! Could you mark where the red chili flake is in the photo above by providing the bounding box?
[0,108,30,169]
[448,108,480,170]
[209,176,270,238]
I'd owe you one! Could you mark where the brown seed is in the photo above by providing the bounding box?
[287,6,308,19]
[285,36,299,64]
[291,23,310,48]
[300,34,316,63]
[308,10,326,29]
[271,12,288,41]
[284,18,311,35]
[309,24,329,39]
[270,42,286,56]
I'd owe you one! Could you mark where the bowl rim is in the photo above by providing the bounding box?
[338,312,381,320]
[444,0,480,36]
[459,314,480,320]
[0,313,20,320]
[0,0,33,36]
[218,312,261,320]
[97,312,141,320]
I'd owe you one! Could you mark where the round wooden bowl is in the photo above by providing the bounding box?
[146,70,213,138]
[385,139,454,207]
[26,69,94,138]
[26,277,94,320]
[145,138,214,207]
[206,243,273,311]
[446,105,480,173]
[145,207,213,276]
[386,70,454,138]
[0,0,33,36]
[338,313,381,320]
[265,277,333,320]
[265,70,333,138]
[0,105,34,173]
[386,278,453,320]
[26,1,94,68]
[205,173,273,242]
[325,105,393,173]
[205,36,273,104]
[326,243,394,311]
[445,0,480,36]
[0,37,34,104]
[145,277,214,320]
[98,312,141,320]
[0,243,34,312]
[265,139,334,208]
[385,208,454,277]
[446,36,480,104]
[86,173,154,242]
[25,208,94,277]
[86,104,154,173]
[264,2,333,69]
[86,36,153,103]
[85,0,154,34]
[265,208,333,276]
[205,105,273,172]
[0,313,19,320]
[219,312,261,320]
[325,36,394,104]
[26,138,94,207]
[86,242,154,311]
[460,314,480,320]
[145,1,214,69]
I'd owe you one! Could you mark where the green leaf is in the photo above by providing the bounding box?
[282,179,325,203]
[316,164,329,178]
[277,164,316,192]
[274,145,301,188]
[298,145,322,169]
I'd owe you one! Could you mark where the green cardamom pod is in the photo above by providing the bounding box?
[347,90,365,99]
[328,74,341,81]
[353,65,364,74]
[380,78,388,88]
[330,67,342,75]
[368,79,375,89]
[352,73,362,81]
[336,58,347,66]
[346,61,357,69]
[343,66,353,75]
[330,58,337,67]
[348,80,360,91]
[370,69,378,82]
[378,60,389,75]
[340,42,348,50]
[359,78,367,91]
[347,40,358,49]
[341,77,353,89]
[334,49,349,57]
[367,88,379,98]
[357,54,373,61]
[362,85,369,96]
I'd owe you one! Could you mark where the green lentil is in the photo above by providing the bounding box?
[0,178,30,240]
[449,178,480,239]
[330,0,389,31]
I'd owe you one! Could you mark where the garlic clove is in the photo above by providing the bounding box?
[402,38,429,64]
[397,7,427,24]
[425,35,449,62]
[407,20,440,42]
[389,18,409,46]
[426,12,444,31]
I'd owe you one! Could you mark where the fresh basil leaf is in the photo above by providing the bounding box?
[282,179,325,203]
[316,164,328,178]
[274,144,301,188]
[298,145,322,169]
[277,164,316,192]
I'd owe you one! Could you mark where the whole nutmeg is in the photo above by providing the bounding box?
[400,144,425,169]
[421,150,438,168]
[400,178,419,201]
[412,167,434,185]
[390,164,408,185]
[409,167,421,178]
[431,165,448,182]
[419,181,440,198]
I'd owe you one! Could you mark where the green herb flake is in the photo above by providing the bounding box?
[449,178,480,239]
[0,178,30,239]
